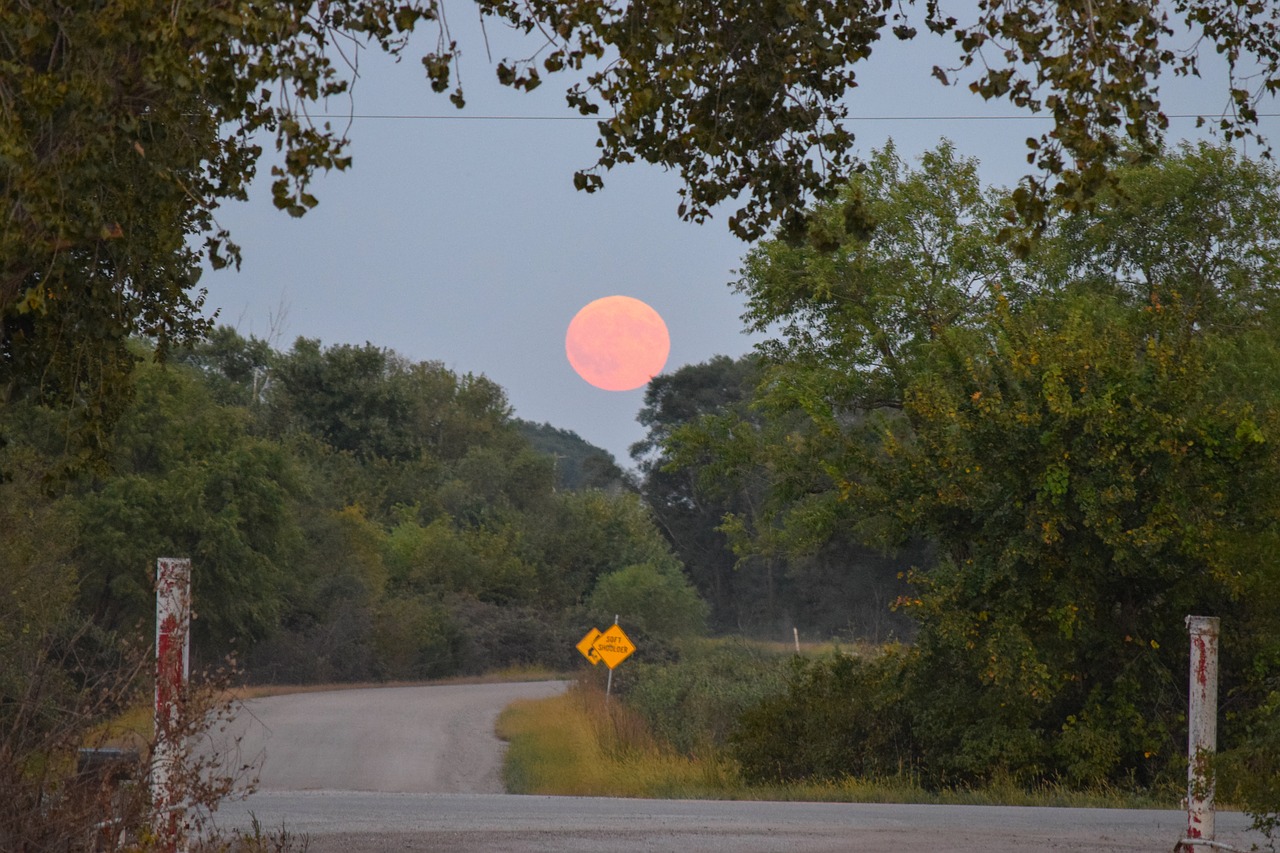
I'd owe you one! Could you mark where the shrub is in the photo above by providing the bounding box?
[729,650,913,784]
[371,596,459,680]
[1220,688,1280,842]
[624,640,790,755]
[445,596,578,674]
[588,562,708,640]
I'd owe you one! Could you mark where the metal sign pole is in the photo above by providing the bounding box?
[606,615,619,700]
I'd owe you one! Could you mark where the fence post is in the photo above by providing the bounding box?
[154,558,191,853]
[1184,615,1220,853]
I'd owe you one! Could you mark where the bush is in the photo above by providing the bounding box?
[624,640,790,755]
[445,596,578,674]
[371,596,459,680]
[245,600,377,684]
[1220,688,1280,842]
[729,650,913,784]
[588,562,708,640]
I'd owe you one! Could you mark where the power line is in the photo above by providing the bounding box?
[319,111,1279,122]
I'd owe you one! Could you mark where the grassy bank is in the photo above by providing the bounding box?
[496,681,1177,809]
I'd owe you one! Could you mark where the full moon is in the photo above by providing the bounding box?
[565,296,671,391]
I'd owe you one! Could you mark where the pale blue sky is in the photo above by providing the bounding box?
[200,15,1274,467]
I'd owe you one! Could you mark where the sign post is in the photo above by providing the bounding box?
[154,558,191,853]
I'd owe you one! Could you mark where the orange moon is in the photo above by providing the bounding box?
[565,296,670,391]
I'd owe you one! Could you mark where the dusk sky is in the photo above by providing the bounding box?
[199,16,1274,467]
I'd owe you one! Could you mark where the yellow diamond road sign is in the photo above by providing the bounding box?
[576,628,602,665]
[592,625,636,670]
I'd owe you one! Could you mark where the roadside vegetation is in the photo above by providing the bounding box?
[7,141,1280,846]
[499,643,1175,810]
[624,143,1280,837]
[9,1,1280,847]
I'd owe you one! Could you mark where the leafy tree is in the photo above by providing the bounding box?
[588,562,708,640]
[477,0,1279,241]
[519,489,683,608]
[634,354,917,638]
[680,142,1280,790]
[268,338,516,465]
[632,355,764,628]
[1,0,444,441]
[629,287,927,637]
[0,455,124,848]
[517,420,629,492]
[174,325,278,409]
[74,356,297,651]
[7,1,1279,449]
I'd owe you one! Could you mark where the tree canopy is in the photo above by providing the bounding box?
[667,142,1280,800]
[2,328,704,679]
[479,0,1279,240]
[4,1,1279,444]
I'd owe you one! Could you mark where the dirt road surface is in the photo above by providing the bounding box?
[209,682,1269,853]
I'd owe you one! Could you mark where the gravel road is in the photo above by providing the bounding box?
[207,682,1270,853]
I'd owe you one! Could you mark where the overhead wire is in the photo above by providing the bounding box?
[317,112,1280,121]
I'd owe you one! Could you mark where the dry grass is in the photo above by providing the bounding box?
[748,638,882,658]
[497,680,1177,809]
[497,682,734,798]
[85,700,152,752]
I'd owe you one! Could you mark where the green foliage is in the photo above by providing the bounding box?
[76,357,296,650]
[173,326,277,409]
[633,352,918,638]
[517,420,630,492]
[2,323,686,689]
[269,338,515,464]
[372,595,458,680]
[481,1,1279,240]
[730,651,912,784]
[588,562,709,640]
[624,640,790,755]
[0,445,150,849]
[1220,690,1280,842]
[674,142,1280,803]
[1,0,441,442]
[631,355,766,629]
[8,0,1279,458]
[521,489,685,609]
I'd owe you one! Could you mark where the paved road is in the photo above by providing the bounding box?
[223,681,569,794]
[207,682,1269,853]
[215,792,1268,853]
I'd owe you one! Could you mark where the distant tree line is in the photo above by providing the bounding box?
[1,331,709,689]
[631,354,918,641]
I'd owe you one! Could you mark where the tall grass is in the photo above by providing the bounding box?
[497,681,736,798]
[497,679,1178,808]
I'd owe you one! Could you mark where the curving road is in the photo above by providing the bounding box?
[222,681,568,794]
[208,682,1268,853]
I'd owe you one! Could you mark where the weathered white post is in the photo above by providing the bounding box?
[1183,615,1220,853]
[154,558,191,853]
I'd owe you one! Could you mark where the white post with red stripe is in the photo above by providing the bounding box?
[1182,615,1220,853]
[154,557,191,853]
